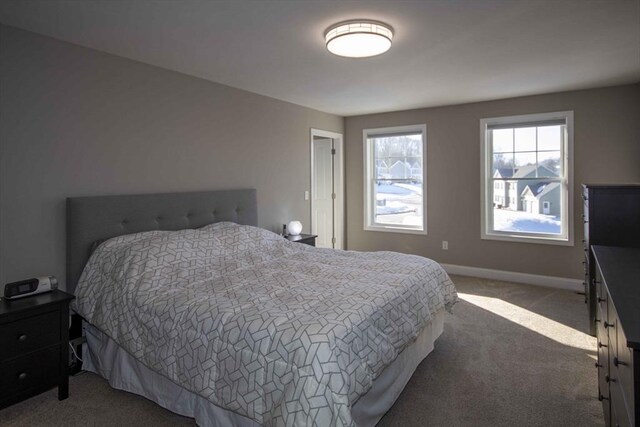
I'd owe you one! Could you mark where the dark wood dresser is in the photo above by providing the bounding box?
[592,246,640,427]
[582,184,640,335]
[0,290,75,409]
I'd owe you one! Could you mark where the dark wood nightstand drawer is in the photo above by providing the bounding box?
[0,310,60,361]
[0,290,74,409]
[285,234,317,246]
[0,345,60,401]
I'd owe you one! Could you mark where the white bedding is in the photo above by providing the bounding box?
[74,222,457,426]
[82,309,445,427]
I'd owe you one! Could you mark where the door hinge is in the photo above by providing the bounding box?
[331,148,336,155]
[332,193,336,199]
[332,237,336,244]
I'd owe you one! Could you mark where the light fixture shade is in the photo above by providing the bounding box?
[325,20,393,58]
[288,221,303,236]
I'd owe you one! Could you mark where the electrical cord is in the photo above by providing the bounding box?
[69,341,83,362]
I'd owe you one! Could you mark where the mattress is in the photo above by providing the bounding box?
[83,309,444,427]
[74,222,457,426]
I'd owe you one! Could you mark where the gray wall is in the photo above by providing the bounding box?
[0,25,343,289]
[2,23,637,289]
[345,83,640,279]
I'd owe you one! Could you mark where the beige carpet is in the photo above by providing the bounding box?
[1,276,603,426]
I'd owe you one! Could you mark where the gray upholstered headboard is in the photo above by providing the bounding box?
[66,189,257,294]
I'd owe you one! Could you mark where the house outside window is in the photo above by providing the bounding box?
[364,125,427,234]
[480,111,573,245]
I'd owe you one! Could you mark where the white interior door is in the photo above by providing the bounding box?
[312,137,333,248]
[311,129,344,249]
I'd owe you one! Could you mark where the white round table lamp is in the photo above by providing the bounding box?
[288,221,303,236]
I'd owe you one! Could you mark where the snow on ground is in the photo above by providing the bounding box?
[493,209,561,234]
[377,201,417,216]
[376,184,414,196]
[376,183,421,216]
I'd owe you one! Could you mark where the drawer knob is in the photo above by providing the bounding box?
[18,334,27,342]
[605,375,616,383]
[604,321,614,329]
[613,357,627,367]
[18,372,27,380]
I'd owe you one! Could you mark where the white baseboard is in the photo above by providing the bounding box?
[441,263,583,292]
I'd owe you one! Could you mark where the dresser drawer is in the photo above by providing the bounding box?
[610,380,633,427]
[615,326,635,425]
[0,346,60,401]
[597,329,610,405]
[0,310,61,361]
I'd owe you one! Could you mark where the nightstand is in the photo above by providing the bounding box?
[0,290,75,410]
[285,233,317,246]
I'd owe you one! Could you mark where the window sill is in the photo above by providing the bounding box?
[481,232,573,246]
[364,225,427,235]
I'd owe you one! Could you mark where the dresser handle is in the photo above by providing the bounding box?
[604,321,614,329]
[613,357,627,367]
[598,297,606,303]
[18,372,27,380]
[594,362,602,368]
[598,393,609,401]
[598,342,607,348]
[605,375,616,383]
[18,334,27,342]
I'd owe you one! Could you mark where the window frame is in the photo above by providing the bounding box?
[363,124,427,235]
[480,111,574,246]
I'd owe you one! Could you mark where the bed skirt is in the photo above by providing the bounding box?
[83,310,445,427]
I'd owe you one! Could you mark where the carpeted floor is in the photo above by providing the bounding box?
[1,276,604,426]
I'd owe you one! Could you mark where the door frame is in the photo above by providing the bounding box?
[310,128,344,249]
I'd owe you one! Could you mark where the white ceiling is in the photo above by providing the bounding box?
[1,0,639,116]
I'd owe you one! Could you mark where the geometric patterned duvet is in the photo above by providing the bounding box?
[74,222,457,426]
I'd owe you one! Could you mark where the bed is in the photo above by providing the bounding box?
[66,189,457,427]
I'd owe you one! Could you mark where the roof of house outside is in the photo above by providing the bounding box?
[493,168,514,178]
[512,164,557,179]
[522,181,561,199]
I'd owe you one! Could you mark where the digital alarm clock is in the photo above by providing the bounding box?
[3,276,58,299]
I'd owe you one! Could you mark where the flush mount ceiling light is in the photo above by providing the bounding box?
[325,20,394,58]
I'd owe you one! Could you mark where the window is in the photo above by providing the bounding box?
[364,125,426,234]
[480,111,573,245]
